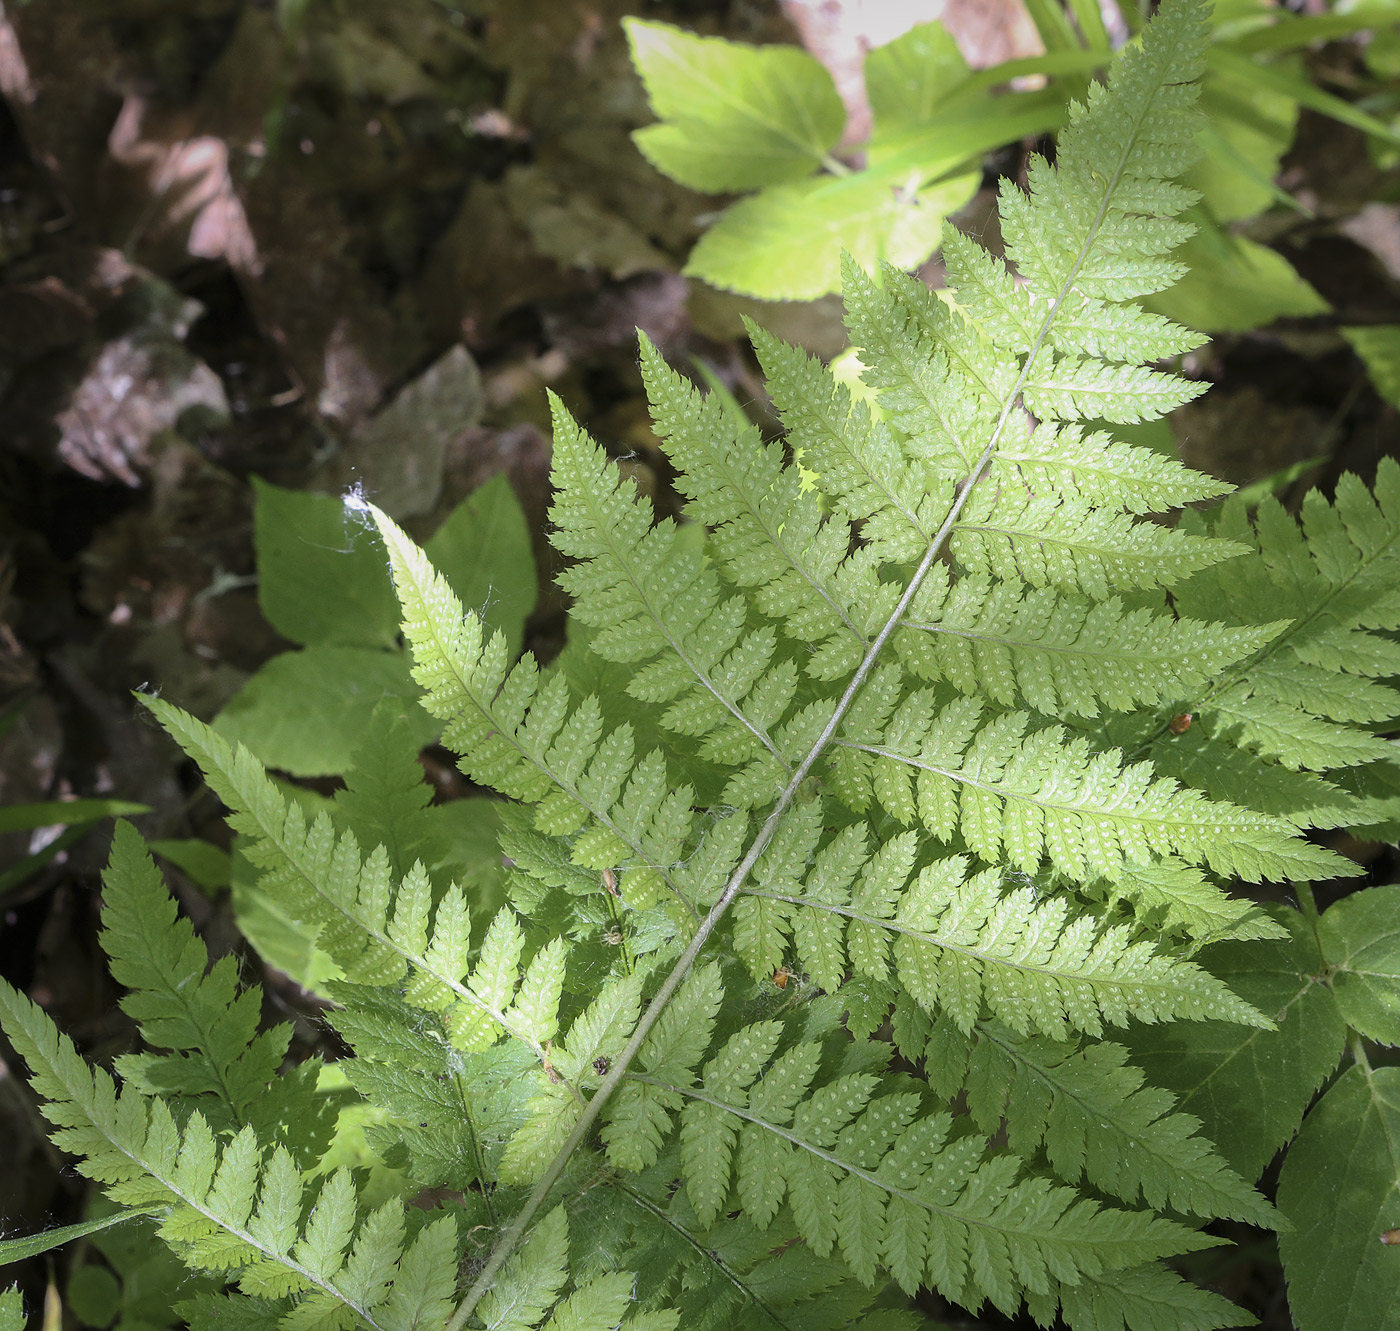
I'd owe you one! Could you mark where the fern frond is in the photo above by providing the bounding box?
[145,699,568,1060]
[99,821,290,1133]
[831,680,1353,883]
[1166,460,1400,776]
[370,504,703,921]
[909,1010,1275,1224]
[896,567,1281,718]
[584,982,1221,1319]
[549,393,797,772]
[472,1206,677,1331]
[749,323,939,564]
[639,335,877,681]
[730,838,1268,1038]
[986,420,1231,515]
[0,980,457,1331]
[949,485,1241,598]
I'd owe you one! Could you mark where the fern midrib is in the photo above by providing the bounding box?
[740,885,1188,1007]
[902,613,1197,669]
[447,44,1187,1324]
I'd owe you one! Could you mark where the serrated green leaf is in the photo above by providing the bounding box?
[1318,885,1400,1045]
[625,19,845,193]
[1121,907,1348,1180]
[1278,1065,1400,1331]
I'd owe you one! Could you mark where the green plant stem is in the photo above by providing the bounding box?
[445,64,1167,1327]
[1296,881,1319,922]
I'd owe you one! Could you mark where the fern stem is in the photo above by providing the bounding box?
[447,49,1178,1324]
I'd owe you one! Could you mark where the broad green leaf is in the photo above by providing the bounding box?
[1208,44,1400,149]
[0,1288,21,1331]
[424,473,536,659]
[1148,226,1328,333]
[0,798,148,835]
[625,18,845,193]
[253,479,400,649]
[1343,325,1400,410]
[1120,907,1347,1180]
[232,843,343,993]
[687,170,976,301]
[148,838,233,892]
[1191,67,1297,221]
[0,1208,156,1265]
[1278,1065,1400,1331]
[864,23,969,135]
[1318,886,1400,1046]
[214,648,434,778]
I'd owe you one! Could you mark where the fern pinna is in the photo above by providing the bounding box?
[4,1,1396,1328]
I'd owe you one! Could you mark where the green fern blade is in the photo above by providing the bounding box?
[0,981,415,1330]
[144,699,562,1061]
[1059,1261,1252,1331]
[749,322,936,560]
[937,1017,1276,1224]
[989,423,1231,515]
[100,822,288,1127]
[838,703,1355,882]
[745,866,1267,1040]
[899,569,1280,718]
[952,490,1244,598]
[548,393,790,769]
[639,335,870,660]
[369,503,699,921]
[631,1065,1222,1320]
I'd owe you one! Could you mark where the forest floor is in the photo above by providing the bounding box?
[0,2,1397,1327]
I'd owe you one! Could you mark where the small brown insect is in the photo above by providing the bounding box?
[593,1056,611,1076]
[1168,712,1193,735]
[772,967,791,990]
[601,868,619,896]
[1381,1228,1400,1245]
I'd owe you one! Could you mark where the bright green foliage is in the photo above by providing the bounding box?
[0,1289,21,1331]
[911,1013,1276,1224]
[100,822,293,1131]
[4,5,1396,1329]
[624,18,1035,298]
[1159,458,1400,822]
[149,697,565,1058]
